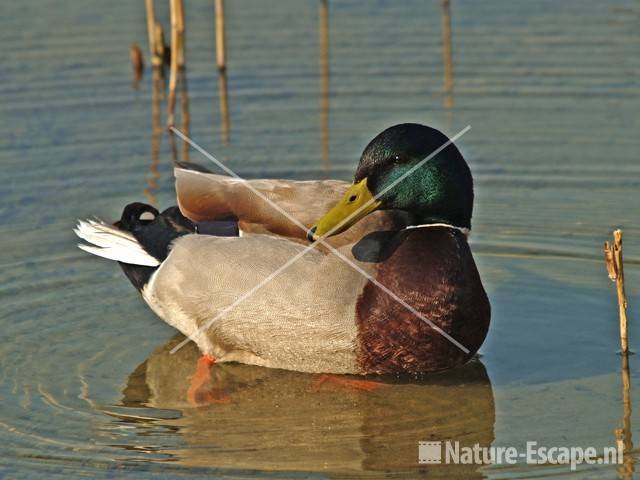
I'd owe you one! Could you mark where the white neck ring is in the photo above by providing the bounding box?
[404,222,471,237]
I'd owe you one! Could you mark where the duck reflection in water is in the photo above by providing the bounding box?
[121,334,495,477]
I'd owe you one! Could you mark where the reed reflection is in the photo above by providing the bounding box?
[144,67,164,206]
[440,0,454,109]
[167,68,191,163]
[121,335,495,477]
[180,68,190,161]
[129,44,144,90]
[617,353,635,480]
[319,0,330,172]
[218,70,230,146]
[214,0,230,146]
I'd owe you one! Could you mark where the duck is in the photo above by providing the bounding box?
[75,123,490,377]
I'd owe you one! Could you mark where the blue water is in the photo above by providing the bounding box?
[1,0,640,478]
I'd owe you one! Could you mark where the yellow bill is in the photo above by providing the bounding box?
[308,177,381,241]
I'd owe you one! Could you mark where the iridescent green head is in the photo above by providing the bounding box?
[309,123,474,240]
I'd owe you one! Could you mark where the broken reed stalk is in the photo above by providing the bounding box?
[168,0,186,127]
[604,229,629,354]
[145,0,162,67]
[440,0,454,104]
[215,0,227,72]
[129,43,144,89]
[145,0,157,64]
[153,22,168,68]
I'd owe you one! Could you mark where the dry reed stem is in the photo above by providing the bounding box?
[145,0,164,67]
[604,229,629,354]
[153,22,168,68]
[215,0,227,72]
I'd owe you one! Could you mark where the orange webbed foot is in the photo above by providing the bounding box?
[312,374,388,392]
[187,354,231,406]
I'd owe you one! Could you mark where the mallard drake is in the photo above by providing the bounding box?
[76,123,490,376]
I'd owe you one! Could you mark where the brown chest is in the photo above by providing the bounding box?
[354,228,490,374]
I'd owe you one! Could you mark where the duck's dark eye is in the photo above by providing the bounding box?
[393,155,401,164]
[348,195,358,203]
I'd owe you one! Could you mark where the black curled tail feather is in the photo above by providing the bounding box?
[116,203,197,291]
[77,202,240,292]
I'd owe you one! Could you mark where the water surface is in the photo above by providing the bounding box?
[1,0,640,478]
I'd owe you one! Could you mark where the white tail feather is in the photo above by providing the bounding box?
[75,219,160,267]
